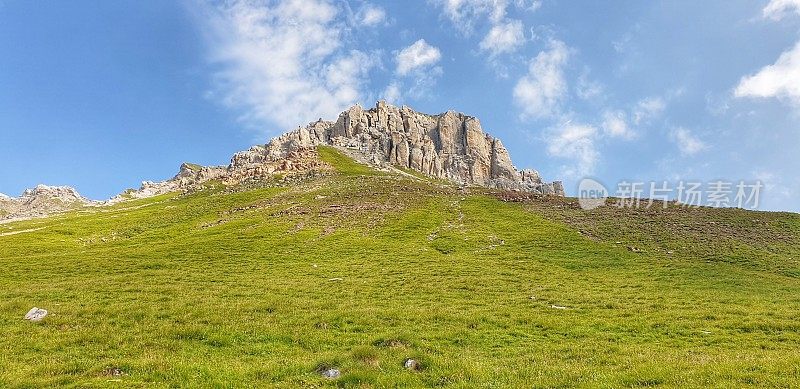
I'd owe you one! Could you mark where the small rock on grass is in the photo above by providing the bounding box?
[321,368,340,379]
[103,367,125,377]
[404,358,421,371]
[24,307,48,322]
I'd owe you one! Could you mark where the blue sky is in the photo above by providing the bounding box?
[1,0,798,211]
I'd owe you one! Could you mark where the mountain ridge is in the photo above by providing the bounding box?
[125,101,563,200]
[1,101,561,221]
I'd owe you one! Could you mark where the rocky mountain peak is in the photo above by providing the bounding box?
[20,184,85,202]
[1,184,91,222]
[233,101,564,195]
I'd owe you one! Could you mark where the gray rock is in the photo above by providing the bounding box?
[245,101,563,195]
[404,358,420,371]
[1,185,95,222]
[24,307,48,322]
[321,368,341,379]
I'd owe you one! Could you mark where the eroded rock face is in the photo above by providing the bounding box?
[234,101,564,195]
[111,146,330,202]
[115,101,563,200]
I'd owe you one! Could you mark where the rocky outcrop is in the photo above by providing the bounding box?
[111,147,330,201]
[232,101,563,195]
[0,184,94,221]
[114,101,563,200]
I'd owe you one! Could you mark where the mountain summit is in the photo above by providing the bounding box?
[235,101,563,195]
[0,184,91,221]
[129,101,563,199]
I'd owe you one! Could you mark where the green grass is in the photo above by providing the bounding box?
[0,148,799,387]
[317,146,382,176]
[183,162,204,171]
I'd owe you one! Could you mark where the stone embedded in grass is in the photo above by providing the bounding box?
[103,367,125,377]
[320,368,340,379]
[404,358,421,371]
[24,307,48,322]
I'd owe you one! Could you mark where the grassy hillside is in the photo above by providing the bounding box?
[1,147,799,387]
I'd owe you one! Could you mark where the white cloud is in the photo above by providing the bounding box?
[670,127,707,155]
[479,19,525,57]
[633,97,666,125]
[382,81,403,104]
[762,0,800,20]
[546,122,599,177]
[396,39,442,75]
[324,50,377,101]
[436,0,508,32]
[735,0,800,108]
[735,41,800,105]
[198,0,376,131]
[358,4,386,26]
[389,40,444,102]
[513,39,570,118]
[434,0,540,34]
[601,110,633,139]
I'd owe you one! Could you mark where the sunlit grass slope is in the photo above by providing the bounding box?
[0,146,799,387]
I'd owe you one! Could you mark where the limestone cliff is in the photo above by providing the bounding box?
[231,101,563,195]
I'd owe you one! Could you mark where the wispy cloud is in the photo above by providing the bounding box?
[601,110,633,139]
[632,96,666,125]
[513,39,570,118]
[357,3,387,27]
[545,121,599,178]
[194,0,377,133]
[479,19,526,57]
[382,81,403,104]
[575,70,604,100]
[433,0,540,34]
[762,0,800,20]
[433,0,539,74]
[670,127,707,155]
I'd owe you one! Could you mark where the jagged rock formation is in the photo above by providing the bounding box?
[232,101,564,195]
[111,147,329,202]
[0,184,93,221]
[118,101,563,200]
